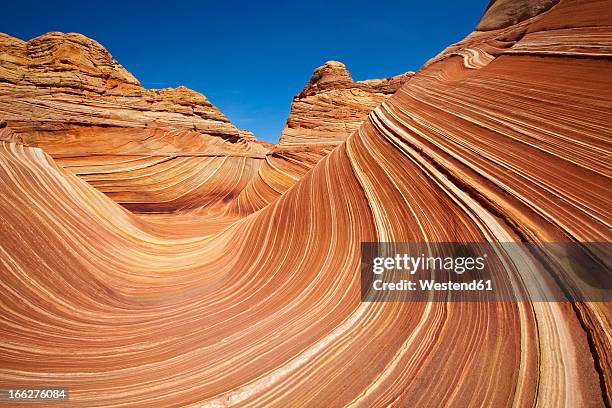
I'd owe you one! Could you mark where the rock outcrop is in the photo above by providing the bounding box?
[228,61,413,215]
[476,0,560,30]
[277,61,413,147]
[0,0,611,406]
[0,32,268,212]
[0,32,256,140]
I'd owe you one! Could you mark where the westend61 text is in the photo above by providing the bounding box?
[373,279,493,292]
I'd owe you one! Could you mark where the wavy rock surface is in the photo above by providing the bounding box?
[0,36,409,214]
[0,32,268,212]
[476,0,560,30]
[230,62,413,215]
[0,0,611,407]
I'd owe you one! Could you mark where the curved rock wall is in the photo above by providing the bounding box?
[0,0,610,406]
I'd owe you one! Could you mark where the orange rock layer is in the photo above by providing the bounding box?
[0,0,611,406]
[277,60,413,147]
[0,32,268,213]
[232,62,413,215]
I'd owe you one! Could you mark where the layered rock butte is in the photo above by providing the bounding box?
[0,31,269,214]
[0,0,611,406]
[231,61,413,214]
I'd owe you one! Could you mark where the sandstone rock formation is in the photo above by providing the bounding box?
[0,32,268,212]
[0,33,411,217]
[228,61,413,215]
[0,32,257,140]
[0,0,611,406]
[476,0,560,30]
[277,60,413,147]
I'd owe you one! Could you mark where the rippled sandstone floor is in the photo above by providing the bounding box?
[0,0,611,406]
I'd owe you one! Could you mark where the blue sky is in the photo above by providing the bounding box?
[4,1,487,142]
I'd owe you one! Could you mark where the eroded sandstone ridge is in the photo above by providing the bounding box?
[0,32,268,213]
[0,33,403,215]
[229,61,413,214]
[277,60,413,146]
[0,32,259,141]
[0,0,611,406]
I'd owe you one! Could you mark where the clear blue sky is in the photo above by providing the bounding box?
[4,1,487,143]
